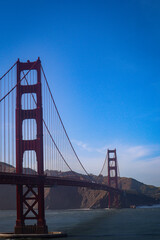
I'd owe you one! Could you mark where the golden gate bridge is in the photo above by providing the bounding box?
[0,58,122,235]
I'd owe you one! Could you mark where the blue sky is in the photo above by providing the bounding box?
[1,0,160,186]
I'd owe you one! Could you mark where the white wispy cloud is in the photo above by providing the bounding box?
[118,144,159,161]
[72,139,109,154]
[72,140,93,152]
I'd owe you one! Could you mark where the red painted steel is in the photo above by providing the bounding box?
[15,58,48,234]
[107,149,119,208]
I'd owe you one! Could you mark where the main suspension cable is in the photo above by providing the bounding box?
[99,153,107,176]
[0,61,17,81]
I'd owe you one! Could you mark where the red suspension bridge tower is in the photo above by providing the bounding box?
[15,58,48,234]
[107,149,119,208]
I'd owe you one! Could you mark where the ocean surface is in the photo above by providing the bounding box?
[0,206,160,240]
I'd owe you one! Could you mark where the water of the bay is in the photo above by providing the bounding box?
[0,206,160,240]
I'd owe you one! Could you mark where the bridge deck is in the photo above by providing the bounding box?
[0,172,121,193]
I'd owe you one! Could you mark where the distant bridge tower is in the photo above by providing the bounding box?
[107,149,119,208]
[15,59,48,234]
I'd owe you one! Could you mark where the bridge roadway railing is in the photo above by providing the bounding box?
[0,172,121,194]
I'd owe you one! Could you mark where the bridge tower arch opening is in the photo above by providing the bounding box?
[15,58,48,234]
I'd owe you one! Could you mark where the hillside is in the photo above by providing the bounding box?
[0,163,160,209]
